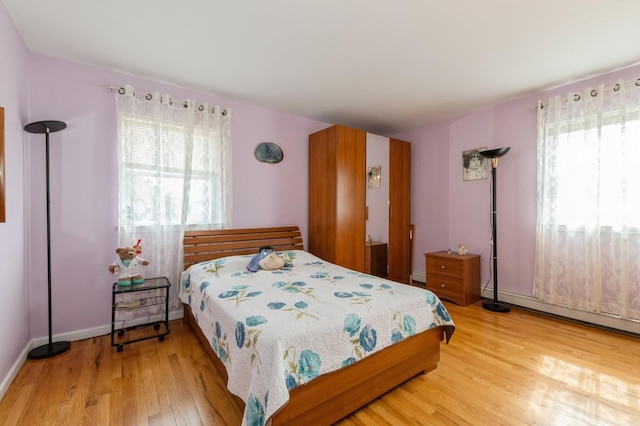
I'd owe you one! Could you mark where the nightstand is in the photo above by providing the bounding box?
[111,276,171,352]
[425,251,480,306]
[365,242,388,278]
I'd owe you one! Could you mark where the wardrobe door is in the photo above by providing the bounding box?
[388,138,411,283]
[335,126,366,272]
[309,126,337,262]
[309,125,366,272]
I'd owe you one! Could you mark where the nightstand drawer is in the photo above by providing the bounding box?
[426,257,462,279]
[427,276,461,295]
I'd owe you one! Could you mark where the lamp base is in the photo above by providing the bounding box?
[28,341,71,359]
[482,299,511,313]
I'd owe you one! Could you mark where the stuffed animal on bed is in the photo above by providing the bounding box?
[109,245,150,286]
[247,246,292,272]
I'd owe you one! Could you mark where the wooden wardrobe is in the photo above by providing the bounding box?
[308,124,412,283]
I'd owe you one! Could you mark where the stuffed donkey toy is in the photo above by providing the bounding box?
[247,246,292,272]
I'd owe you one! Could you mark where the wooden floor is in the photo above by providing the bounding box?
[1,301,639,425]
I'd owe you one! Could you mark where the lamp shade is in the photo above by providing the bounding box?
[24,120,67,134]
[478,147,510,158]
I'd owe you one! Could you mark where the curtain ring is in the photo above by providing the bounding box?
[145,93,152,101]
[198,104,204,112]
[636,78,640,86]
[118,87,125,95]
[183,101,188,109]
[222,109,228,116]
[591,89,597,97]
[613,83,620,92]
[168,98,173,105]
[211,107,216,114]
[573,94,581,101]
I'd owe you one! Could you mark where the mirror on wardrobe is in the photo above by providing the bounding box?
[365,133,389,278]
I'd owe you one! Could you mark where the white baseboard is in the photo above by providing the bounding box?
[413,271,426,283]
[0,309,184,401]
[30,309,184,348]
[0,344,31,402]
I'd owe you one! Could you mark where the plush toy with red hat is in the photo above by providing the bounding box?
[109,243,150,286]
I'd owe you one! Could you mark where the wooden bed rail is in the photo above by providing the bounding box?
[183,226,303,269]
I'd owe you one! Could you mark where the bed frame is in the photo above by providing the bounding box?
[182,226,444,425]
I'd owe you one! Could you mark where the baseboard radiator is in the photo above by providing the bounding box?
[413,271,639,336]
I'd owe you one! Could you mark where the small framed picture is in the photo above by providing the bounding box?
[462,147,488,181]
[367,165,381,188]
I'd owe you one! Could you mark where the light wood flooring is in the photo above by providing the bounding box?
[1,301,639,425]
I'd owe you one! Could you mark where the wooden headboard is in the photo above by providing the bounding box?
[183,226,304,270]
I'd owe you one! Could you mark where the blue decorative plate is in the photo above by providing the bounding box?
[255,142,283,163]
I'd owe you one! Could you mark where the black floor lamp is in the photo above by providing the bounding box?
[25,120,71,359]
[479,147,511,313]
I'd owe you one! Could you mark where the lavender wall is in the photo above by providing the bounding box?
[0,3,30,391]
[23,55,330,340]
[395,63,640,297]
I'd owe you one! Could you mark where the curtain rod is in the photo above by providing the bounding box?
[101,84,230,115]
[538,77,640,109]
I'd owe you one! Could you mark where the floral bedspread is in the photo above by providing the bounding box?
[179,250,455,426]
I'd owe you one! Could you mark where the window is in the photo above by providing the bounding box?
[548,117,640,229]
[119,115,228,228]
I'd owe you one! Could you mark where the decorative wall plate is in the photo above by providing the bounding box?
[255,142,283,163]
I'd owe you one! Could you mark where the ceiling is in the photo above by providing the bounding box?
[4,0,640,135]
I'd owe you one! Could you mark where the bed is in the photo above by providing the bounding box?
[180,226,455,426]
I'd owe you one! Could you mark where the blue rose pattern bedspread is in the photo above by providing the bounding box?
[179,250,455,426]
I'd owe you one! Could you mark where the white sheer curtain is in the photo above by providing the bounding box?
[534,79,640,321]
[115,85,232,313]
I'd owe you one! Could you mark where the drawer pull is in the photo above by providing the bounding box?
[441,265,445,269]
[441,284,445,287]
